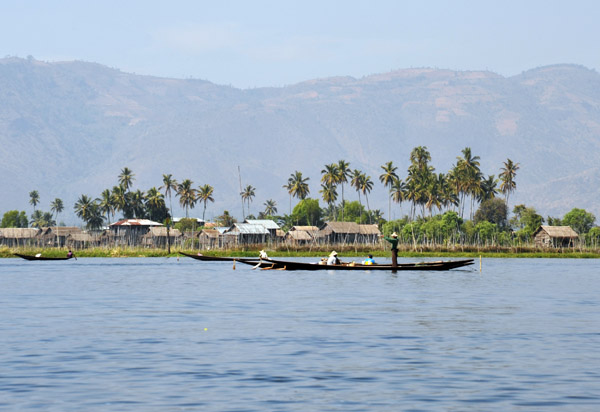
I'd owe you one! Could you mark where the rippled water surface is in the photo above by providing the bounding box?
[1,257,599,411]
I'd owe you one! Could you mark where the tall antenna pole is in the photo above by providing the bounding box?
[238,165,245,220]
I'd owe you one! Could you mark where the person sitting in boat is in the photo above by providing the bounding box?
[67,250,73,258]
[327,251,340,265]
[362,254,375,265]
[259,250,269,259]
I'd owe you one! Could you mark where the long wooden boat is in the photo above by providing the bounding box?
[179,252,261,264]
[14,253,73,261]
[255,257,475,271]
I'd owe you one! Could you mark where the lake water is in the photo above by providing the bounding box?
[0,257,599,411]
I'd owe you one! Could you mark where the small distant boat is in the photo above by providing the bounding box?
[14,253,73,261]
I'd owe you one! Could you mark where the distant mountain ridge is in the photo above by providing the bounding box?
[1,57,599,223]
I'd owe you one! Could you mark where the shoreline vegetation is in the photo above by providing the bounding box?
[3,147,599,253]
[2,246,599,259]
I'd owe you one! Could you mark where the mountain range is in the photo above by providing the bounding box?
[1,57,599,223]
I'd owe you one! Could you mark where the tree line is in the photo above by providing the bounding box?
[2,145,598,247]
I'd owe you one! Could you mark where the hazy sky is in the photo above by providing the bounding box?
[2,0,598,88]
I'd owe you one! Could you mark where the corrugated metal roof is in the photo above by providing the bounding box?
[226,223,270,235]
[245,219,281,230]
[110,219,163,227]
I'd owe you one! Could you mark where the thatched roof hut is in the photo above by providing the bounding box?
[533,225,579,247]
[0,228,40,246]
[141,227,182,247]
[320,222,361,244]
[66,233,100,249]
[358,224,382,243]
[38,226,82,247]
[198,229,221,248]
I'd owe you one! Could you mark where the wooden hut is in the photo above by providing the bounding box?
[320,222,361,244]
[66,233,100,249]
[533,225,579,248]
[38,226,82,247]
[0,228,39,247]
[109,219,163,246]
[198,229,221,249]
[224,223,269,245]
[141,227,182,248]
[245,219,281,237]
[286,226,319,245]
[358,224,382,244]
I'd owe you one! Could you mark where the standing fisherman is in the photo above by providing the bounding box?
[384,232,398,269]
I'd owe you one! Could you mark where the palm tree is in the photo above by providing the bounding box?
[98,190,114,224]
[350,169,364,221]
[499,159,520,207]
[321,163,339,188]
[30,210,56,228]
[145,187,166,221]
[263,199,277,216]
[240,185,256,218]
[111,185,127,218]
[50,198,64,225]
[390,177,407,218]
[456,147,482,220]
[479,175,499,202]
[406,147,435,219]
[410,146,432,171]
[282,180,293,215]
[359,174,374,222]
[288,171,310,202]
[129,189,146,218]
[337,160,351,221]
[160,174,178,219]
[198,184,215,221]
[118,167,135,192]
[29,190,40,212]
[379,161,398,220]
[319,184,338,219]
[86,203,105,231]
[177,179,197,218]
[74,194,94,224]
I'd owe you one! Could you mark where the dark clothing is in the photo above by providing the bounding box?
[384,236,398,268]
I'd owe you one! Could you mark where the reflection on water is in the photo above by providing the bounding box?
[0,257,599,411]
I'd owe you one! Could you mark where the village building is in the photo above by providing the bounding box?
[66,233,100,249]
[38,226,82,247]
[320,222,361,244]
[224,223,270,245]
[285,226,320,245]
[533,225,579,248]
[358,224,382,244]
[109,219,163,246]
[0,228,40,247]
[141,227,183,248]
[197,229,222,249]
[244,219,281,237]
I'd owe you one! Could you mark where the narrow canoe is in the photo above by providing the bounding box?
[179,252,261,264]
[256,257,475,271]
[14,253,73,261]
